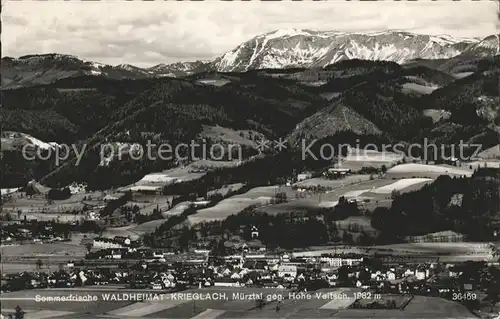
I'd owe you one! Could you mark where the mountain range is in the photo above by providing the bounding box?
[2,30,500,89]
[1,29,500,190]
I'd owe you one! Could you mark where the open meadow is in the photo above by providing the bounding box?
[386,163,473,178]
[1,242,86,258]
[0,263,62,274]
[369,178,432,194]
[293,175,371,189]
[291,242,497,262]
[333,296,473,318]
[0,287,370,319]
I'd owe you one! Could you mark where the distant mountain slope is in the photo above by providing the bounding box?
[3,54,500,190]
[424,66,500,125]
[290,56,499,148]
[1,109,78,142]
[1,54,175,89]
[288,103,382,144]
[4,31,498,89]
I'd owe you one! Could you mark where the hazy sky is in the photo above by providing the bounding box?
[2,1,497,67]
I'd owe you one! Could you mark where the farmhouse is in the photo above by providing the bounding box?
[103,194,119,202]
[405,231,466,243]
[325,168,352,179]
[88,236,135,249]
[297,172,312,181]
[437,156,460,166]
[250,226,259,239]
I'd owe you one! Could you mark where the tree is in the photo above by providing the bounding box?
[381,165,387,174]
[486,281,500,312]
[14,305,24,319]
[338,266,350,285]
[342,232,354,244]
[256,298,264,310]
[85,242,93,254]
[357,231,371,246]
[36,259,43,270]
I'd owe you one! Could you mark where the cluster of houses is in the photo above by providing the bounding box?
[80,235,140,250]
[78,233,495,298]
[0,223,69,245]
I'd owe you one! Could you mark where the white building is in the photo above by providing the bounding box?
[415,270,426,280]
[93,240,123,249]
[386,271,396,281]
[278,265,297,278]
[251,226,259,239]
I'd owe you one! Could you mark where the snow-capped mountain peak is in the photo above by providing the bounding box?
[264,28,314,39]
[2,30,498,89]
[212,30,485,72]
[462,34,500,57]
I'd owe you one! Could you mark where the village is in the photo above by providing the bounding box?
[2,221,500,316]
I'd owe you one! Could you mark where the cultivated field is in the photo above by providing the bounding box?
[120,159,246,192]
[352,293,411,308]
[0,262,62,274]
[293,175,371,189]
[207,183,246,197]
[188,186,298,224]
[386,163,473,178]
[0,289,133,318]
[2,190,108,223]
[197,79,231,86]
[100,225,143,240]
[3,197,87,215]
[467,160,500,169]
